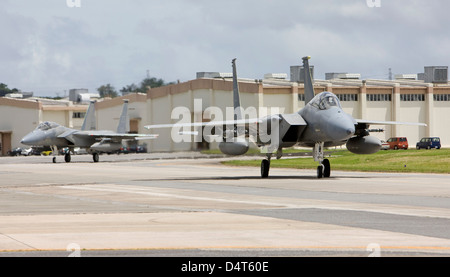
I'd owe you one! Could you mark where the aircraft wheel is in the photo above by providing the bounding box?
[64,153,71,163]
[317,165,323,179]
[261,159,270,178]
[93,153,99,163]
[323,159,331,178]
[52,157,56,163]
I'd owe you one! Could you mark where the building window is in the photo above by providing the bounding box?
[298,94,305,101]
[434,94,450,101]
[400,94,425,101]
[367,94,392,101]
[73,112,86,119]
[337,94,358,101]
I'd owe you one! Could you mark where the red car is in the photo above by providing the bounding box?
[386,137,408,150]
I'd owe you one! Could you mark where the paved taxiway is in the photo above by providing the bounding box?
[0,153,449,257]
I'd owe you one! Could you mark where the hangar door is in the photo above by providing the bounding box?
[0,131,12,156]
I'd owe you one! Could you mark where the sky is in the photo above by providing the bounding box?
[1,0,449,97]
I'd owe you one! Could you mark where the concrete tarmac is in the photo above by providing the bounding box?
[0,153,449,257]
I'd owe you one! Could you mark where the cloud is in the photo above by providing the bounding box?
[1,0,449,96]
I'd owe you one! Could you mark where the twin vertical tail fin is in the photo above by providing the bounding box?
[81,101,96,131]
[302,56,315,104]
[117,99,130,133]
[232,59,245,137]
[232,58,243,121]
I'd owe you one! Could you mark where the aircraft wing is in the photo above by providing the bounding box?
[145,118,263,130]
[355,119,427,126]
[354,119,426,136]
[73,131,158,141]
[355,119,427,127]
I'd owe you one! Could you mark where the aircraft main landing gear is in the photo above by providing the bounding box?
[64,153,71,163]
[93,153,99,163]
[261,159,270,178]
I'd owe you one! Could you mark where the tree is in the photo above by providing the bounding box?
[120,76,175,96]
[0,83,19,97]
[120,84,140,95]
[139,77,166,92]
[97,84,118,98]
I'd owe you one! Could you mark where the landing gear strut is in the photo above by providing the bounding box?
[51,145,58,163]
[314,142,331,179]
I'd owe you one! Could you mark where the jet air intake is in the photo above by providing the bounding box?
[346,136,381,155]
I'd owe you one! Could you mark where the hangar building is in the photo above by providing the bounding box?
[96,68,450,152]
[1,64,449,155]
[0,98,88,156]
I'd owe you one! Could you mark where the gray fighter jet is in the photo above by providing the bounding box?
[146,57,426,178]
[21,99,157,163]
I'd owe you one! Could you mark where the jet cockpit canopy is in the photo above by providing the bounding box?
[37,121,60,131]
[309,91,342,110]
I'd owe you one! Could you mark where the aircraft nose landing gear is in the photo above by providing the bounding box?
[314,142,331,179]
[317,159,331,179]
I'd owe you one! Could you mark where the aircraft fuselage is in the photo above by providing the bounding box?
[298,102,356,147]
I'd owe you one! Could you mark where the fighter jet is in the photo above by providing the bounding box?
[21,99,158,163]
[146,57,426,178]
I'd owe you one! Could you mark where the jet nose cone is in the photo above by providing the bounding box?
[21,137,31,145]
[21,133,37,145]
[327,115,355,141]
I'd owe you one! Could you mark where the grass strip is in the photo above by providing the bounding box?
[222,148,450,174]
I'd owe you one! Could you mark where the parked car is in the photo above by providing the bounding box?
[380,140,389,150]
[73,147,88,155]
[7,147,23,156]
[59,147,70,155]
[41,150,53,156]
[21,148,33,156]
[416,137,441,149]
[128,145,148,153]
[386,137,408,150]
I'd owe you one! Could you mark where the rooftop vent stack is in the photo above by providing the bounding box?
[197,72,233,79]
[395,74,417,80]
[423,66,448,83]
[264,73,288,80]
[325,73,361,80]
